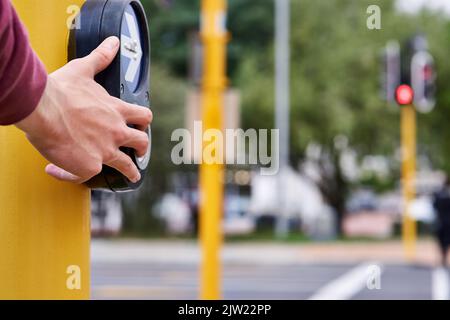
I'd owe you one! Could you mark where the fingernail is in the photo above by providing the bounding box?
[45,164,57,175]
[134,173,141,183]
[45,164,62,178]
[102,37,119,50]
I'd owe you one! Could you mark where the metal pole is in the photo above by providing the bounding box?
[199,0,228,300]
[0,0,90,299]
[275,0,291,238]
[401,105,417,261]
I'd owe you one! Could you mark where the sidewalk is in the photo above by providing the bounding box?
[91,238,441,266]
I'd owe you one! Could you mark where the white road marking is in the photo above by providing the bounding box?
[432,267,450,300]
[308,262,383,300]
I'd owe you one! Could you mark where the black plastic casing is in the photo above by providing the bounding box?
[68,0,151,192]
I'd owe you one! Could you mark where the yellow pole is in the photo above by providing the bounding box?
[401,105,417,262]
[199,0,228,300]
[0,0,90,299]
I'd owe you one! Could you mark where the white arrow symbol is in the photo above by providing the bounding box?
[121,12,142,83]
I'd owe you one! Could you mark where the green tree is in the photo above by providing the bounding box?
[143,0,274,79]
[237,0,450,232]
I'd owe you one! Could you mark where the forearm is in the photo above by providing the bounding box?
[0,0,47,125]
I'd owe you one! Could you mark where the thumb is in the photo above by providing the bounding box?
[45,164,85,184]
[82,36,120,76]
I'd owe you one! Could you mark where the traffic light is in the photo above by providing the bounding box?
[395,84,414,106]
[383,34,436,112]
[382,41,401,103]
[411,51,436,113]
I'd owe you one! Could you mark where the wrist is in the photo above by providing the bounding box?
[15,79,51,135]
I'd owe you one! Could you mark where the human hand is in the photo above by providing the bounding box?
[16,36,152,184]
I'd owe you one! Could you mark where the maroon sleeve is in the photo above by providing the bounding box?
[0,0,47,125]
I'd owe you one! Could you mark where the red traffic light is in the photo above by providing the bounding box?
[395,85,414,105]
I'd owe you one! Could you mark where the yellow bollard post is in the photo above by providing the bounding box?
[401,105,417,262]
[199,0,228,300]
[0,0,90,299]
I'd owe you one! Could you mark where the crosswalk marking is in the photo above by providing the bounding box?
[308,262,383,300]
[432,267,450,300]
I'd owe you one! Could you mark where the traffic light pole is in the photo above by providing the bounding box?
[386,35,434,263]
[401,105,417,262]
[199,0,228,300]
[0,0,90,299]
[274,0,291,239]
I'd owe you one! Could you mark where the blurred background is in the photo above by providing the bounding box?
[91,0,450,300]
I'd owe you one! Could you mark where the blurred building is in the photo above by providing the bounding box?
[249,167,337,240]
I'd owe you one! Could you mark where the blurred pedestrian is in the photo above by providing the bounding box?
[432,176,450,267]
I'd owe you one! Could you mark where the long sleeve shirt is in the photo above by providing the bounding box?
[0,0,47,125]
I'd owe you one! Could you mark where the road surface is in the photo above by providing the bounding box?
[91,239,449,300]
